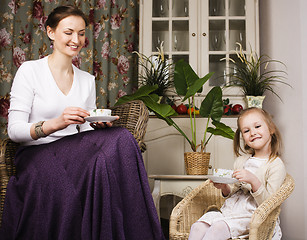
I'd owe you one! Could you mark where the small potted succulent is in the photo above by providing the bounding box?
[225,43,290,108]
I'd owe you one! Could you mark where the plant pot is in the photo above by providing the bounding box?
[246,95,266,108]
[184,152,210,175]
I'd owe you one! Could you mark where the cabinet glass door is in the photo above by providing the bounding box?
[207,0,247,88]
[151,0,191,65]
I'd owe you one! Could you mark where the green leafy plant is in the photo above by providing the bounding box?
[173,59,234,152]
[115,60,234,152]
[134,42,174,97]
[225,43,290,100]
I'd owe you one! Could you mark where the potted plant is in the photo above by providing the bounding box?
[116,60,234,175]
[172,59,234,174]
[225,43,290,108]
[134,42,174,102]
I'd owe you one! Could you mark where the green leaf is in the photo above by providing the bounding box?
[199,86,224,121]
[174,59,199,96]
[183,72,214,101]
[207,121,235,139]
[115,83,177,124]
[115,85,159,106]
[139,96,177,119]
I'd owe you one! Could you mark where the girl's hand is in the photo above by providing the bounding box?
[212,181,227,189]
[232,169,261,192]
[211,181,230,197]
[232,169,255,184]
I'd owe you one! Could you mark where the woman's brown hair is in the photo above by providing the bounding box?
[233,107,282,161]
[45,5,88,30]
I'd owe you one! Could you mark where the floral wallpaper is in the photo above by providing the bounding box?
[0,0,139,140]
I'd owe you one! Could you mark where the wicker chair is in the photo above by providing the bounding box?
[169,174,295,240]
[0,100,149,227]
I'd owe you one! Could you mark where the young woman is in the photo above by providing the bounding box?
[188,107,286,240]
[1,5,164,240]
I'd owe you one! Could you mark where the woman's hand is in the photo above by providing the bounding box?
[232,169,261,192]
[30,107,89,139]
[55,107,89,130]
[90,116,120,129]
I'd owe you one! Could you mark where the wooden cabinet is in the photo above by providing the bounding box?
[139,0,259,97]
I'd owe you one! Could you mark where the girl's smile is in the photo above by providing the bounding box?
[251,136,261,142]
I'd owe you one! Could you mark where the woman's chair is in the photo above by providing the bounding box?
[169,174,295,240]
[0,100,149,226]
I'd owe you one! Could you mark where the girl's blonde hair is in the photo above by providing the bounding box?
[233,107,282,160]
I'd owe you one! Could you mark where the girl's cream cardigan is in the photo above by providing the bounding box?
[228,154,286,206]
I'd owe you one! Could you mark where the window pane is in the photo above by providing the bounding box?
[229,20,246,50]
[172,0,189,17]
[153,0,170,17]
[229,0,246,16]
[209,55,226,86]
[152,21,169,52]
[209,0,225,16]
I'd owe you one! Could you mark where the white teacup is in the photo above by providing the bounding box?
[213,168,233,178]
[90,109,112,117]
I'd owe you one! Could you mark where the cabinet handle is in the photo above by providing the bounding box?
[192,33,196,37]
[202,33,207,37]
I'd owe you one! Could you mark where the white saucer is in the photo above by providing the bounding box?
[207,175,238,184]
[84,116,118,123]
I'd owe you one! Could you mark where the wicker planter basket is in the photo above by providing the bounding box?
[184,152,210,175]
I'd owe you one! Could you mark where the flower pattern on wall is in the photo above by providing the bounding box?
[0,0,139,139]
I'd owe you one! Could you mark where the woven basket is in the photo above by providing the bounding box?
[184,152,210,175]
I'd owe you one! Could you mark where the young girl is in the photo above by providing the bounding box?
[188,107,286,240]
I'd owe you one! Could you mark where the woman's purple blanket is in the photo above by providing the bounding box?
[0,127,165,240]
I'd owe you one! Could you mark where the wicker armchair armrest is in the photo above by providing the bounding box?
[0,160,7,227]
[1,139,19,226]
[110,100,149,152]
[249,174,295,240]
[1,139,18,178]
[169,180,225,240]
